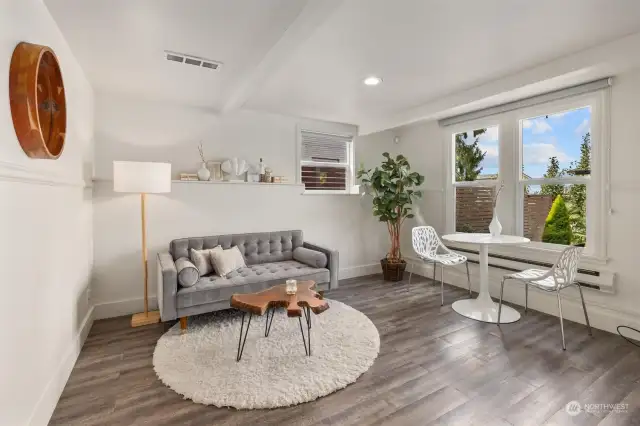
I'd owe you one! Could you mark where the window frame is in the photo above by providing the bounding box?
[445,88,610,263]
[445,119,502,235]
[297,128,357,195]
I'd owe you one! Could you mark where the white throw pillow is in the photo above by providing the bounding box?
[190,246,222,276]
[210,246,246,277]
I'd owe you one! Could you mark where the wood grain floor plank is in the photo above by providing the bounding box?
[49,274,640,426]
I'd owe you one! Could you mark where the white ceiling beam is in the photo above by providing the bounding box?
[222,0,344,113]
[358,31,640,135]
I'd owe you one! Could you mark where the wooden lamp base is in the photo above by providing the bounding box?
[131,310,161,327]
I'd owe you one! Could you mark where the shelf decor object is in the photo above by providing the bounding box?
[9,42,67,159]
[489,183,504,237]
[222,157,249,182]
[114,161,172,327]
[207,161,222,181]
[196,142,211,181]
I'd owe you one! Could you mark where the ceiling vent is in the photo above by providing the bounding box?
[164,50,222,71]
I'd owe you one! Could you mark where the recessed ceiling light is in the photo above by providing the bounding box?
[363,76,382,86]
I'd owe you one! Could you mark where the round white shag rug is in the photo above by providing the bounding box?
[153,299,380,409]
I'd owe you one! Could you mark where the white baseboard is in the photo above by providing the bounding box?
[94,296,159,320]
[406,258,640,336]
[28,306,95,426]
[339,263,380,280]
[93,263,382,319]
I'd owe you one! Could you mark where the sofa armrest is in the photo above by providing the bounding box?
[157,252,178,321]
[303,242,339,290]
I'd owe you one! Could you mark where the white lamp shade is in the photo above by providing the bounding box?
[113,161,171,193]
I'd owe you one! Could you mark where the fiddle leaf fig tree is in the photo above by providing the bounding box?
[357,152,425,263]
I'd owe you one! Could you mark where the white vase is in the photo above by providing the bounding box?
[197,162,211,181]
[489,209,502,237]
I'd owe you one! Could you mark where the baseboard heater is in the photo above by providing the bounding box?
[449,246,601,291]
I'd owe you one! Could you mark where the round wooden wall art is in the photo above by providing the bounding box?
[9,42,67,159]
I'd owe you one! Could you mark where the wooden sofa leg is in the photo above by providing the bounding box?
[180,317,187,330]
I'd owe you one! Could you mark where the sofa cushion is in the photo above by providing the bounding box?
[176,260,329,309]
[175,257,199,288]
[211,246,246,277]
[293,247,327,268]
[190,247,219,276]
[170,230,303,266]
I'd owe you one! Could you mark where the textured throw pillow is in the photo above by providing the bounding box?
[293,247,328,268]
[175,257,199,288]
[210,246,247,277]
[189,246,221,276]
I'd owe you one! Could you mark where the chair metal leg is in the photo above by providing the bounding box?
[497,277,506,326]
[440,264,444,306]
[576,283,592,336]
[432,261,436,282]
[465,262,472,297]
[525,283,529,314]
[557,291,566,350]
[408,261,414,285]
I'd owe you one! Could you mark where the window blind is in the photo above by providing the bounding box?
[301,131,351,163]
[300,130,352,191]
[439,77,612,127]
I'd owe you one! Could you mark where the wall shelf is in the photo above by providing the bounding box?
[171,180,303,187]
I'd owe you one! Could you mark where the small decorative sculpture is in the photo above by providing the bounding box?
[247,162,261,182]
[221,158,249,182]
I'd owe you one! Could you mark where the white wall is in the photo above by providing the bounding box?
[355,121,446,261]
[0,1,94,425]
[359,68,640,334]
[91,93,384,318]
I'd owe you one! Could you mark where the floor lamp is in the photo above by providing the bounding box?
[114,161,171,327]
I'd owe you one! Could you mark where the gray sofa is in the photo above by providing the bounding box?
[156,230,338,323]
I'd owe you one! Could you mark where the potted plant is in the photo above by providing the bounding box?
[357,153,425,281]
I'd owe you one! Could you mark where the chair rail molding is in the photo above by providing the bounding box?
[0,160,88,187]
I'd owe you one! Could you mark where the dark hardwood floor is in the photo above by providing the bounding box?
[50,274,640,426]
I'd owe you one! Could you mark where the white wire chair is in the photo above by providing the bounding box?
[409,226,471,306]
[497,245,592,350]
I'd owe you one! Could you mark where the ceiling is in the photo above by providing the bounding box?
[44,0,310,110]
[45,0,640,132]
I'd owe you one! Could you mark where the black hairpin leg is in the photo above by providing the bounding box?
[236,312,252,362]
[264,306,276,337]
[298,316,309,356]
[303,305,311,330]
[298,306,312,356]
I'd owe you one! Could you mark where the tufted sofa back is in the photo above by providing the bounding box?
[169,230,303,266]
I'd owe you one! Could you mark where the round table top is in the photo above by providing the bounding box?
[442,233,530,245]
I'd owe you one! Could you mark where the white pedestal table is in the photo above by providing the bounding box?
[441,233,530,324]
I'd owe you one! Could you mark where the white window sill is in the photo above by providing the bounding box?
[301,185,361,196]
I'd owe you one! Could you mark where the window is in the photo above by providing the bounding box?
[300,130,354,193]
[445,87,609,261]
[519,107,592,246]
[453,125,499,233]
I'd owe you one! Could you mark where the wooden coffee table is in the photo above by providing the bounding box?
[230,281,329,361]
